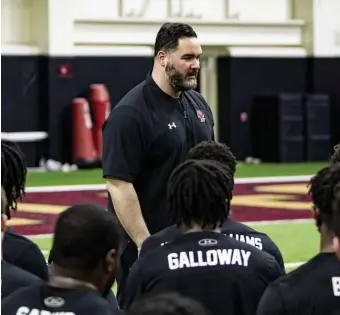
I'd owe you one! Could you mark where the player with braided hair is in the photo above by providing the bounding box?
[140,141,284,272]
[122,159,282,315]
[1,139,48,280]
[1,140,27,218]
[258,164,340,315]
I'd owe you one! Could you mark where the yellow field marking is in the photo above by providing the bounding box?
[254,184,308,194]
[232,194,312,211]
[17,203,68,214]
[7,218,42,226]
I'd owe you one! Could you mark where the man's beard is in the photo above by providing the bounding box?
[165,63,198,91]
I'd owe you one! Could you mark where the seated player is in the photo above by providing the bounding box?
[1,139,49,280]
[1,187,41,298]
[257,164,340,315]
[127,293,211,315]
[122,159,283,315]
[2,203,122,315]
[141,141,284,272]
[330,142,340,164]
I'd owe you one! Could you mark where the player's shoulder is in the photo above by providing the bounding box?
[2,281,43,305]
[4,229,40,253]
[223,219,265,235]
[141,225,179,255]
[278,253,340,287]
[2,260,41,281]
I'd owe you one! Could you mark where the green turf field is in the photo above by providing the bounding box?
[25,162,327,276]
[26,162,326,186]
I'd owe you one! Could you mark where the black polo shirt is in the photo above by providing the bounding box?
[257,252,340,315]
[102,71,214,234]
[140,218,285,274]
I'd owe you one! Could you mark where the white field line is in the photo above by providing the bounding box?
[25,175,312,193]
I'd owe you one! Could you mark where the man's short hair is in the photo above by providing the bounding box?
[51,203,120,271]
[154,22,197,57]
[126,293,211,315]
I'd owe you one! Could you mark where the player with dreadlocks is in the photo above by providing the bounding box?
[330,142,340,164]
[140,141,284,272]
[1,139,49,280]
[1,140,27,218]
[122,159,282,315]
[258,164,340,315]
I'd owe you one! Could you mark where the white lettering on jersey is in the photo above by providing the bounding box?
[15,307,75,315]
[167,249,251,270]
[229,234,263,250]
[332,277,340,296]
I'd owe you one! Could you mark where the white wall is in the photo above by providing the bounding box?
[228,0,291,21]
[1,0,305,56]
[1,0,35,50]
[313,0,340,56]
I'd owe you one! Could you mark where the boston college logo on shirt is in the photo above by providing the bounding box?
[196,110,205,122]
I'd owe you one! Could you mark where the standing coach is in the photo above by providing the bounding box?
[102,22,215,303]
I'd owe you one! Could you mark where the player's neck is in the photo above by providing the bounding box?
[50,265,98,291]
[151,68,181,98]
[320,233,335,253]
[181,223,221,233]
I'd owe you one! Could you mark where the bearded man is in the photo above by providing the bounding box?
[102,22,215,305]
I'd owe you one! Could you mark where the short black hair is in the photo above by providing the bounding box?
[330,142,340,164]
[1,140,27,218]
[51,203,120,271]
[308,164,340,231]
[167,159,233,229]
[126,293,211,315]
[187,141,237,176]
[154,22,197,57]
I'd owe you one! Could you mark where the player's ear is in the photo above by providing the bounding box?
[157,50,167,68]
[105,249,117,274]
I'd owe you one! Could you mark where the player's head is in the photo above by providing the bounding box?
[330,142,340,164]
[126,293,211,315]
[333,185,340,260]
[154,22,201,91]
[188,141,237,176]
[308,164,340,238]
[167,159,233,229]
[50,203,119,296]
[1,140,27,218]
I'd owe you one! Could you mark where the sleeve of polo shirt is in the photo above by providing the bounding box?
[102,106,150,183]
